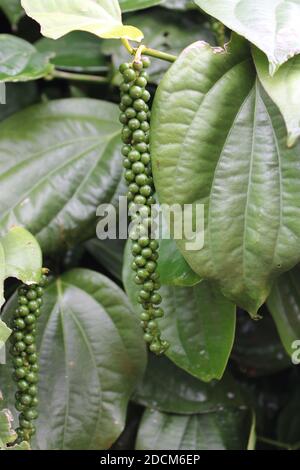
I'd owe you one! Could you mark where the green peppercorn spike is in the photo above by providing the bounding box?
[119,57,169,356]
[10,270,49,443]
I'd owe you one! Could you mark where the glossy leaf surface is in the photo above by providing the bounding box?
[21,0,143,42]
[0,269,146,449]
[253,47,300,147]
[151,38,300,316]
[0,99,123,254]
[136,407,252,450]
[123,241,236,381]
[194,0,300,74]
[0,35,53,82]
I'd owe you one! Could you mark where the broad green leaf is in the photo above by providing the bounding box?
[0,98,123,255]
[21,0,143,42]
[85,238,125,282]
[1,226,42,284]
[0,269,146,450]
[253,47,300,147]
[136,407,253,450]
[101,9,215,84]
[232,311,291,377]
[120,0,163,12]
[134,355,248,414]
[194,0,300,74]
[0,0,23,26]
[36,32,109,73]
[0,226,42,309]
[267,266,300,357]
[151,37,300,317]
[158,237,201,287]
[0,83,38,122]
[0,35,53,82]
[123,241,236,381]
[158,211,201,286]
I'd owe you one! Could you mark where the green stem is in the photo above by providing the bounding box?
[121,38,134,55]
[121,38,177,63]
[50,69,108,84]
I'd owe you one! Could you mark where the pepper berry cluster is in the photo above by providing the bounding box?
[10,272,48,443]
[119,56,169,355]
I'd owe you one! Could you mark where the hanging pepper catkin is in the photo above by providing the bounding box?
[10,270,48,443]
[119,56,169,355]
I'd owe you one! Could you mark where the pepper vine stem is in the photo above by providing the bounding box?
[50,69,109,84]
[121,38,177,63]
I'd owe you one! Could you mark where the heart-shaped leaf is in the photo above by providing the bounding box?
[36,32,109,73]
[0,98,123,255]
[267,265,300,358]
[123,241,236,381]
[136,407,253,450]
[194,0,300,74]
[0,0,24,26]
[151,37,300,317]
[0,269,146,450]
[21,0,143,42]
[134,355,247,414]
[1,226,42,284]
[0,35,53,82]
[253,47,300,147]
[0,226,42,308]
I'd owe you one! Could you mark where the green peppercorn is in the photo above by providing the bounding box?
[128,118,140,131]
[136,77,147,88]
[17,380,29,392]
[133,99,146,112]
[13,357,24,368]
[142,56,151,68]
[28,385,38,396]
[132,130,146,143]
[20,394,32,406]
[24,409,38,421]
[24,314,36,325]
[122,145,131,156]
[18,306,29,317]
[123,68,136,83]
[135,142,148,153]
[119,62,130,73]
[128,150,141,162]
[132,162,145,174]
[18,296,28,305]
[144,333,153,343]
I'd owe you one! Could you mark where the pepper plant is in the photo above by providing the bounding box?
[0,0,300,451]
